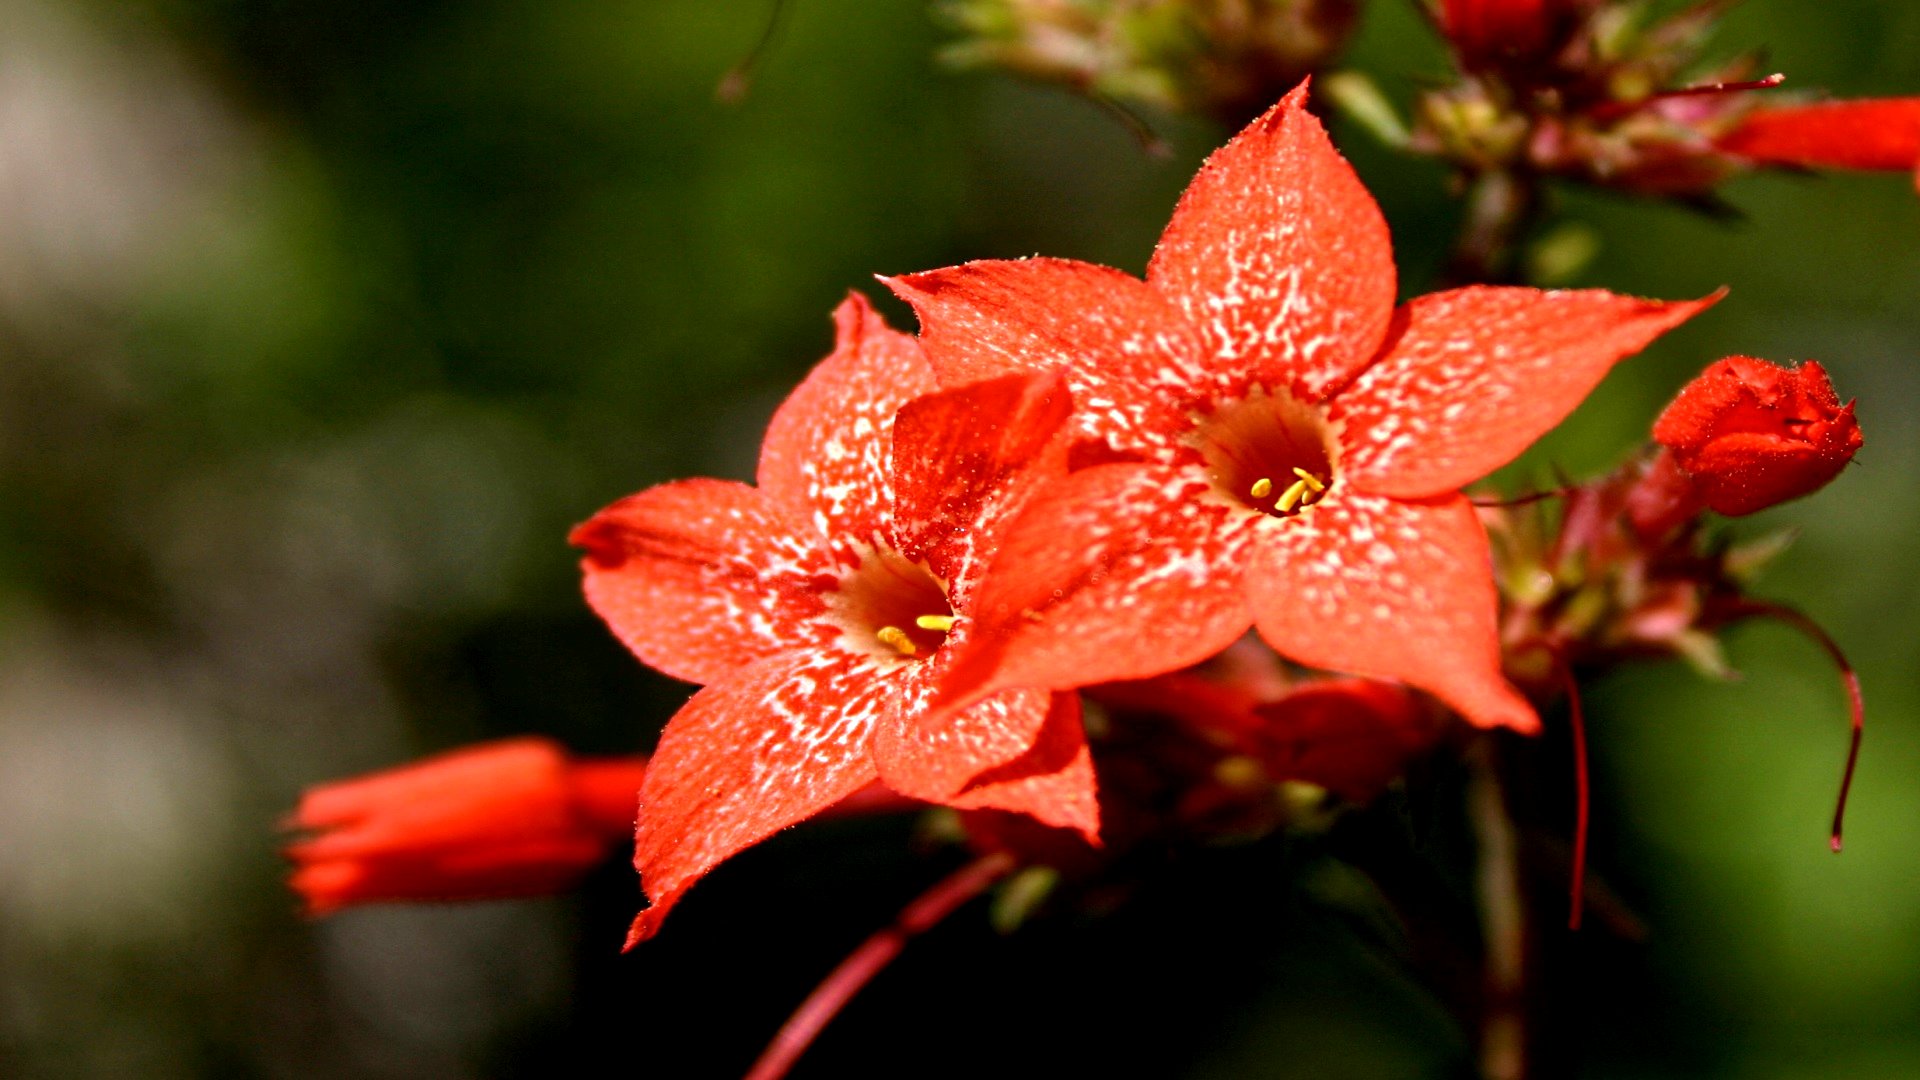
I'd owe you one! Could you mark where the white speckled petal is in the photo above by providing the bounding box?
[573,479,835,686]
[942,462,1259,702]
[884,258,1208,459]
[758,293,938,542]
[626,650,894,945]
[1147,82,1396,403]
[1334,287,1718,498]
[943,692,1098,840]
[888,371,1073,606]
[1247,491,1538,732]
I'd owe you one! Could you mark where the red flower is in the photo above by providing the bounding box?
[284,738,648,915]
[887,82,1715,734]
[1652,355,1862,516]
[1718,98,1920,191]
[572,296,1097,946]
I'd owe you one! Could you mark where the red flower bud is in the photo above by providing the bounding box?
[1718,98,1920,191]
[1652,356,1862,516]
[284,738,646,915]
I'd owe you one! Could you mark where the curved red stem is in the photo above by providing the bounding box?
[743,853,1016,1080]
[1726,601,1864,852]
[1588,73,1786,123]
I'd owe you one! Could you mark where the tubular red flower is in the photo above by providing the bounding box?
[1652,356,1863,516]
[1718,98,1920,189]
[572,296,1098,946]
[888,82,1715,735]
[284,738,648,915]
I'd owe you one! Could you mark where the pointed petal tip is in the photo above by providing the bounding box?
[621,911,656,952]
[834,288,877,316]
[831,288,892,343]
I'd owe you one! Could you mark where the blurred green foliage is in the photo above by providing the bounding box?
[0,1,1915,1077]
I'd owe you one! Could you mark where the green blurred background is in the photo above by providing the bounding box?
[1,1,1915,1076]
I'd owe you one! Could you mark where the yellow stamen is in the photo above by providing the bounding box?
[876,626,917,656]
[915,614,957,632]
[1249,477,1274,499]
[1291,466,1325,493]
[1276,478,1311,513]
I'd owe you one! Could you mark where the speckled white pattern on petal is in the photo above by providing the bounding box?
[1246,491,1537,732]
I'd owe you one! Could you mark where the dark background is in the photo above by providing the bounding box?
[2,1,1917,1076]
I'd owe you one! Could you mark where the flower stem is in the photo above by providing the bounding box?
[743,853,1016,1080]
[1468,739,1528,1080]
[1446,170,1542,286]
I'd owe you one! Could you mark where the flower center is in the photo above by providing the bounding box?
[1190,386,1337,520]
[828,547,956,661]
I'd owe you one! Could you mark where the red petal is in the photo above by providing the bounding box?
[1335,287,1718,499]
[889,371,1073,600]
[870,670,1049,800]
[572,480,833,686]
[757,293,937,541]
[1719,98,1920,173]
[1247,492,1537,732]
[883,258,1206,457]
[945,693,1098,841]
[942,463,1257,703]
[627,653,890,945]
[1146,82,1396,402]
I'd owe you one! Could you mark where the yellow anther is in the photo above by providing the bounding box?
[1249,477,1274,499]
[915,614,957,633]
[1276,478,1311,513]
[1291,467,1325,493]
[876,626,917,656]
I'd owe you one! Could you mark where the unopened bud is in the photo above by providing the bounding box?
[1652,356,1862,516]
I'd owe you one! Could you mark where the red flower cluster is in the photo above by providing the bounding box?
[551,82,1704,941]
[889,82,1708,737]
[282,84,1864,981]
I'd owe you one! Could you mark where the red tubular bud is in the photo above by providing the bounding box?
[1652,357,1862,516]
[284,738,648,915]
[1718,99,1920,188]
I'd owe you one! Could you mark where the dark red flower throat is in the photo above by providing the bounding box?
[831,547,955,661]
[1192,387,1338,519]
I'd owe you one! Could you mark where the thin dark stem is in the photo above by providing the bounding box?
[743,853,1016,1080]
[1721,600,1865,852]
[1089,93,1173,159]
[1471,486,1576,509]
[1557,663,1590,932]
[1468,739,1527,1080]
[716,0,794,103]
[1444,170,1542,286]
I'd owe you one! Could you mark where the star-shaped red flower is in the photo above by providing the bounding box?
[886,82,1717,733]
[572,296,1096,945]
